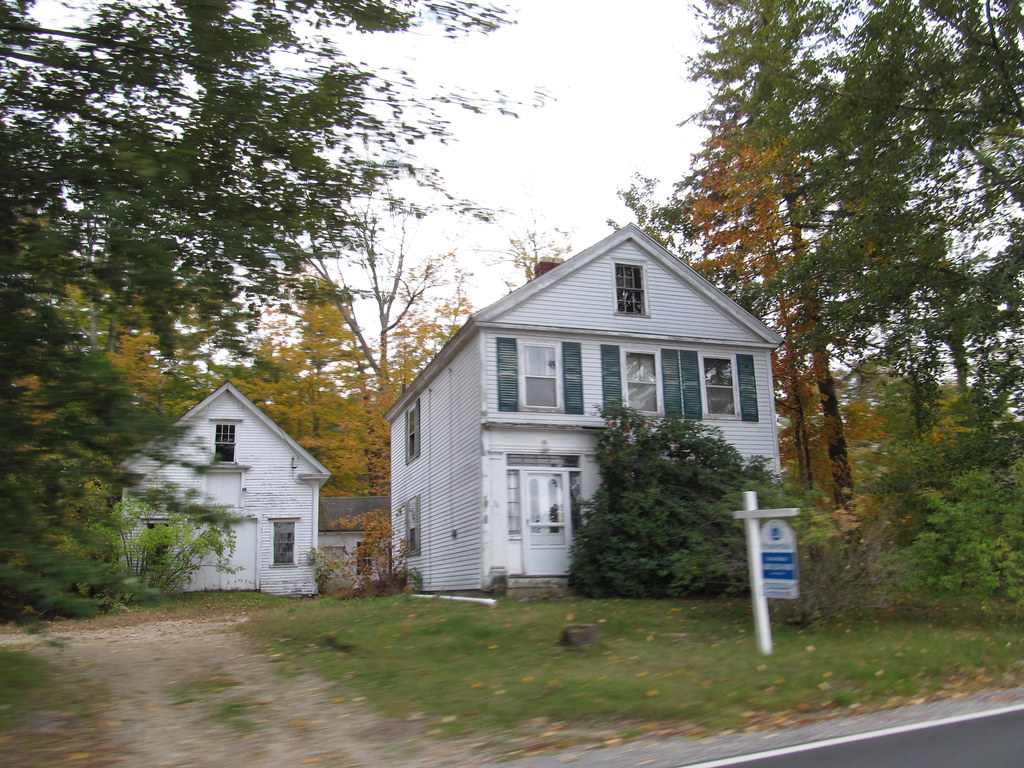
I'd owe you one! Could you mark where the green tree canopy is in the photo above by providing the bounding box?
[0,0,508,618]
[2,0,507,350]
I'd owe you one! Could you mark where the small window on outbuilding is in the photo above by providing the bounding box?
[272,520,296,565]
[214,423,236,462]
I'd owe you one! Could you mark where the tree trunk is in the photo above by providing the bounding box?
[816,361,854,509]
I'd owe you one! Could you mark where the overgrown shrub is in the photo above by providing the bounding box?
[334,508,410,599]
[771,500,901,626]
[570,405,791,598]
[906,460,1024,604]
[99,492,236,595]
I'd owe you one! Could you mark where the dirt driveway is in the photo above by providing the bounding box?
[0,613,499,768]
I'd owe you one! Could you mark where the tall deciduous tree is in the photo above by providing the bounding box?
[0,0,507,615]
[2,0,506,350]
[686,0,1024,427]
[633,0,1024,508]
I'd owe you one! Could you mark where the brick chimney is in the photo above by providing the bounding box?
[534,256,564,279]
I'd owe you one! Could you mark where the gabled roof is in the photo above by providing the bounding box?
[174,381,331,479]
[386,224,781,421]
[475,224,781,343]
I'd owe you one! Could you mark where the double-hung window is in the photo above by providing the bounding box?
[625,352,658,412]
[497,338,583,414]
[272,520,296,565]
[403,496,421,556]
[214,423,236,462]
[522,344,558,408]
[615,263,645,315]
[703,356,737,416]
[405,399,421,462]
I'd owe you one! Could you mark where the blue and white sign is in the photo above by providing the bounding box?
[760,519,799,599]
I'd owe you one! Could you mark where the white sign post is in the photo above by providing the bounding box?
[733,491,799,656]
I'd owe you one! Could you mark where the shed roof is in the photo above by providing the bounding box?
[319,496,390,531]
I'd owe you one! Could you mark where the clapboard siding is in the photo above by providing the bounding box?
[386,225,782,590]
[498,242,756,343]
[480,329,779,467]
[125,383,329,596]
[392,342,485,592]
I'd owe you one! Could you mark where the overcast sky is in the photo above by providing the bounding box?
[351,0,711,305]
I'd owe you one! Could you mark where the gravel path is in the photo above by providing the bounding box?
[0,615,497,767]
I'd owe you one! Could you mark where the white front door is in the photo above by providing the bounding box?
[524,471,571,575]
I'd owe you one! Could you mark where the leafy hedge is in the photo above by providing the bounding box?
[570,405,788,598]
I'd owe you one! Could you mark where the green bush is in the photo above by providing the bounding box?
[570,405,789,598]
[907,460,1024,603]
[99,491,236,595]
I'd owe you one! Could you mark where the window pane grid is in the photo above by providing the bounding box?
[507,471,521,535]
[273,521,295,565]
[214,424,236,462]
[704,357,736,415]
[507,454,580,467]
[615,264,645,314]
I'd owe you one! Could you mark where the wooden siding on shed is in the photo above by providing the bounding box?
[128,388,322,595]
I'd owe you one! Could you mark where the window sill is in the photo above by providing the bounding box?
[270,563,298,568]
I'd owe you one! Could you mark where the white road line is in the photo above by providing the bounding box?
[675,701,1024,768]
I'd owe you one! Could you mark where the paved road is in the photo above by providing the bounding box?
[677,704,1024,767]
[505,688,1024,768]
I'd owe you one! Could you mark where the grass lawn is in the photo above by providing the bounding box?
[0,651,53,731]
[244,595,1024,742]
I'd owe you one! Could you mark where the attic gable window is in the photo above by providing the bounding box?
[615,263,645,315]
[214,424,236,462]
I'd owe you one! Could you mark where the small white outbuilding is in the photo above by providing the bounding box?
[125,381,331,595]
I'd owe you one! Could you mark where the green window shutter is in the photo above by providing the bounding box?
[679,350,703,420]
[737,353,759,422]
[661,349,682,417]
[600,344,622,407]
[496,337,519,412]
[562,341,584,415]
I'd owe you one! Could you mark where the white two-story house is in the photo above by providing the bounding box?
[386,225,782,595]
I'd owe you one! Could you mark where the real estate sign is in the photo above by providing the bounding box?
[760,519,799,599]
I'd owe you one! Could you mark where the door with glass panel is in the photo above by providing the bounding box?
[523,471,571,574]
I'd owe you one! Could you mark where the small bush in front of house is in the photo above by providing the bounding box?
[98,490,236,595]
[335,508,411,599]
[570,404,791,598]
